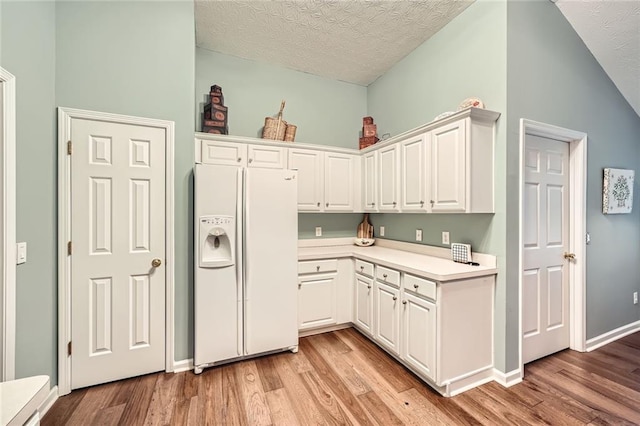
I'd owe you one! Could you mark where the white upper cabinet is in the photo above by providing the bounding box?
[362,151,378,212]
[247,145,287,169]
[429,119,467,212]
[400,134,429,212]
[378,144,400,212]
[288,149,323,211]
[324,152,357,211]
[201,140,247,167]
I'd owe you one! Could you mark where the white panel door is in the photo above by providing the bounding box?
[298,273,337,330]
[374,281,400,355]
[401,134,429,212]
[354,274,374,334]
[71,118,165,389]
[523,134,570,364]
[402,292,436,381]
[288,149,323,211]
[324,153,354,211]
[362,151,378,212]
[378,145,400,211]
[430,120,466,212]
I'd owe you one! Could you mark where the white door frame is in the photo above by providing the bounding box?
[57,108,175,395]
[519,119,587,376]
[1,67,17,381]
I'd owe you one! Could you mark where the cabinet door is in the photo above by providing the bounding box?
[402,292,436,381]
[378,145,400,211]
[430,119,467,212]
[401,134,429,212]
[374,281,400,355]
[201,140,247,167]
[248,145,287,169]
[354,274,374,335]
[288,149,323,211]
[324,153,355,211]
[298,273,337,331]
[362,151,378,212]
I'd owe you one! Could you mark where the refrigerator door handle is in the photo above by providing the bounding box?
[236,167,244,357]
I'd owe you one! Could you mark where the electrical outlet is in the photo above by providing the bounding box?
[315,226,322,237]
[586,232,591,244]
[442,231,450,245]
[16,242,27,264]
[634,292,638,305]
[380,226,385,237]
[416,229,423,242]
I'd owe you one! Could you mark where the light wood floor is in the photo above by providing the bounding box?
[43,328,640,425]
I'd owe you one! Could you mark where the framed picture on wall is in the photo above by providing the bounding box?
[603,168,634,214]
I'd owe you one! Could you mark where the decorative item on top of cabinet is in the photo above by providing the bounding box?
[359,116,380,149]
[202,85,229,135]
[262,100,297,142]
[457,97,485,110]
[355,213,374,246]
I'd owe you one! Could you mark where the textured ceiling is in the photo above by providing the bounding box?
[195,0,473,86]
[556,0,640,117]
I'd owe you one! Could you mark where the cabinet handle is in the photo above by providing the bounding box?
[383,273,388,279]
[372,202,375,206]
[402,300,407,305]
[430,200,434,206]
[316,265,320,272]
[414,284,419,289]
[237,157,242,162]
[360,266,364,272]
[420,200,424,207]
[392,296,397,301]
[326,202,329,207]
[248,158,253,163]
[317,202,320,207]
[393,201,397,207]
[367,284,372,289]
[298,283,301,289]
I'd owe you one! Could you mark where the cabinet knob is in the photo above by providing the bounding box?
[383,273,388,279]
[393,201,397,207]
[414,284,419,289]
[367,285,371,289]
[326,202,329,207]
[420,200,424,207]
[372,202,375,206]
[237,157,242,162]
[392,296,397,301]
[248,158,253,163]
[317,202,320,207]
[316,265,320,272]
[360,266,364,271]
[402,300,407,305]
[430,200,434,206]
[298,283,301,289]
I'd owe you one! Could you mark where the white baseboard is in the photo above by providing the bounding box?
[586,320,640,352]
[39,385,59,418]
[173,359,194,373]
[493,368,523,388]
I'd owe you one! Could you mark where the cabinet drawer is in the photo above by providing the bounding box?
[355,259,374,277]
[404,274,436,300]
[376,265,400,287]
[298,259,338,274]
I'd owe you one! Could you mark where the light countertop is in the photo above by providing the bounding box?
[298,244,497,282]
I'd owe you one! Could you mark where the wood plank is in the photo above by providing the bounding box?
[264,388,300,426]
[199,365,248,426]
[90,403,126,426]
[118,374,158,425]
[398,387,476,426]
[357,390,403,425]
[234,360,272,426]
[143,372,181,425]
[40,387,87,426]
[255,356,284,392]
[65,380,121,425]
[299,369,356,424]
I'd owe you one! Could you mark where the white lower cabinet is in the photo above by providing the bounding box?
[401,291,436,381]
[354,274,374,335]
[374,281,400,355]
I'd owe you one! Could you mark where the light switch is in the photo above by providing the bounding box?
[16,242,27,264]
[416,229,423,242]
[380,226,385,237]
[315,226,322,237]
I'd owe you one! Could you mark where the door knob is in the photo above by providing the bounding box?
[152,258,162,267]
[563,252,576,260]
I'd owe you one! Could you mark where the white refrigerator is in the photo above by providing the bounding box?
[194,164,299,374]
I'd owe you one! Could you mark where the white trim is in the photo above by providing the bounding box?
[57,108,175,395]
[38,385,59,418]
[1,67,17,382]
[518,119,588,374]
[585,320,640,352]
[172,358,194,373]
[493,368,523,388]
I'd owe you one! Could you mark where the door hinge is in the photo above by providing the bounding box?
[67,341,72,356]
[67,140,72,155]
[67,241,72,255]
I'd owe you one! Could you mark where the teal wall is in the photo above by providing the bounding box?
[298,214,363,239]
[366,0,510,371]
[195,48,367,148]
[507,1,640,343]
[56,0,195,362]
[1,0,57,383]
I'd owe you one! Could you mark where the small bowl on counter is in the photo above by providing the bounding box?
[354,238,375,247]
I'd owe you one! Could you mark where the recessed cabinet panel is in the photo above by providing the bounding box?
[374,281,400,355]
[288,149,323,211]
[363,151,378,212]
[325,153,355,211]
[247,145,286,169]
[402,292,436,381]
[401,135,429,212]
[378,145,400,211]
[298,274,337,330]
[430,120,467,212]
[201,140,247,167]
